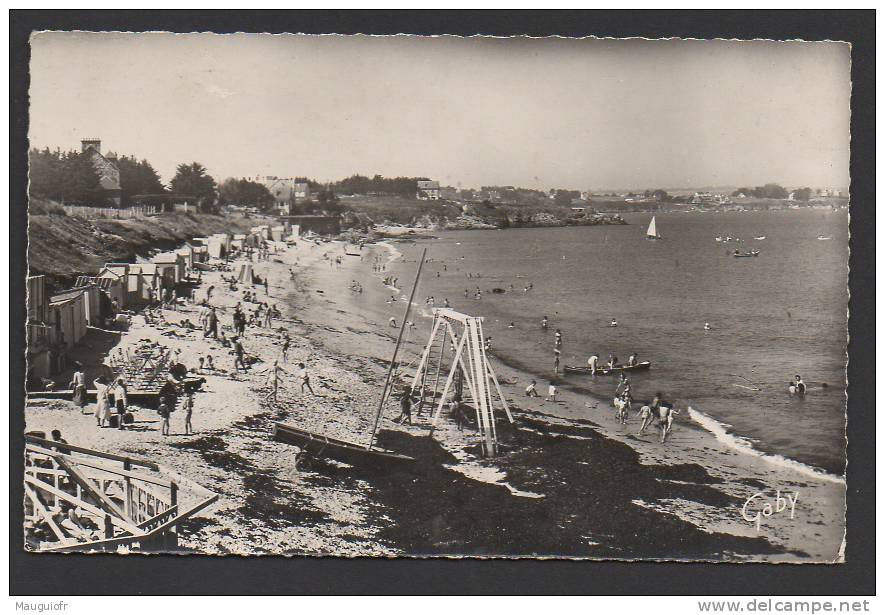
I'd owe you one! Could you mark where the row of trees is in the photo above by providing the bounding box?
[28,148,217,209]
[28,148,106,204]
[731,184,790,199]
[331,174,430,196]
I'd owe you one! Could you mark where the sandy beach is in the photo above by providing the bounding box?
[24,236,845,560]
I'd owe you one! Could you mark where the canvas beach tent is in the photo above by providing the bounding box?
[234,262,254,284]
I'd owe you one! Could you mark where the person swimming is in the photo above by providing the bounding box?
[610,318,618,327]
[541,316,549,329]
[704,322,711,331]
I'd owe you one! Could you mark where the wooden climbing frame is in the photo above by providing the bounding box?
[411,308,513,456]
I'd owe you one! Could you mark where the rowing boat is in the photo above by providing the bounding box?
[564,361,651,375]
[273,423,416,471]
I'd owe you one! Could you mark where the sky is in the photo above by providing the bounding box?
[28,33,851,191]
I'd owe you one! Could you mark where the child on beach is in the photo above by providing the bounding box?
[280,333,291,363]
[395,385,414,426]
[183,392,194,435]
[158,375,179,436]
[232,337,247,372]
[264,360,283,404]
[297,363,316,396]
[525,380,539,397]
[545,381,558,402]
[113,377,128,430]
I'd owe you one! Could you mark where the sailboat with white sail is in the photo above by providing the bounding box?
[646,216,662,240]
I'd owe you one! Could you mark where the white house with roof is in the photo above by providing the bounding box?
[417,180,441,200]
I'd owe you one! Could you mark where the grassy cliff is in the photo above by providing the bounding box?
[27,199,273,289]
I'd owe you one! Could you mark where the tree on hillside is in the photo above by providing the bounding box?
[553,189,579,208]
[792,187,813,202]
[753,183,789,199]
[116,156,166,205]
[170,162,217,211]
[218,178,275,211]
[28,148,105,205]
[316,186,343,214]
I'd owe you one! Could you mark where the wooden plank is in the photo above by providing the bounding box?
[24,484,67,543]
[137,505,179,530]
[46,495,217,552]
[26,446,172,488]
[54,456,141,534]
[24,437,160,470]
[23,476,143,537]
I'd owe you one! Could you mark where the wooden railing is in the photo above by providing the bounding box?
[23,435,217,553]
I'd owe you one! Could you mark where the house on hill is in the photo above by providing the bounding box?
[80,139,122,205]
[257,176,312,215]
[417,180,441,200]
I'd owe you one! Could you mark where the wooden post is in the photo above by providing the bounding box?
[123,458,132,517]
[51,456,58,508]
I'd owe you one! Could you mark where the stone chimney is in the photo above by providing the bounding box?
[81,138,101,154]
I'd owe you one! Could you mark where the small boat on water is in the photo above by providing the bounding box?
[754,236,766,240]
[646,217,662,240]
[716,235,740,242]
[817,235,833,241]
[733,249,760,258]
[564,361,651,375]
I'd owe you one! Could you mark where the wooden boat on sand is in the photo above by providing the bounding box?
[273,248,428,471]
[564,361,651,375]
[273,423,416,470]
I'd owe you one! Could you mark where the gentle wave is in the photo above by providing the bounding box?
[687,406,845,485]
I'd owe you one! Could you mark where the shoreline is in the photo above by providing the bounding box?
[24,234,845,561]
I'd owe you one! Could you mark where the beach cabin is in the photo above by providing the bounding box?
[27,275,55,378]
[250,225,271,240]
[207,239,226,259]
[192,245,208,263]
[153,252,185,285]
[48,290,88,351]
[99,265,128,308]
[215,233,233,252]
[74,273,126,314]
[53,286,100,328]
[103,262,146,307]
[128,264,162,304]
[231,234,247,250]
[271,226,286,242]
[234,262,254,285]
[176,245,195,274]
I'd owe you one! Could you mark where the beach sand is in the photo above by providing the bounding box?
[24,237,845,561]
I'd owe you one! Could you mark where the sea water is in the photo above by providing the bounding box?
[386,209,848,475]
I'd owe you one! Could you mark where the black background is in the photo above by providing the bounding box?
[9,10,876,596]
